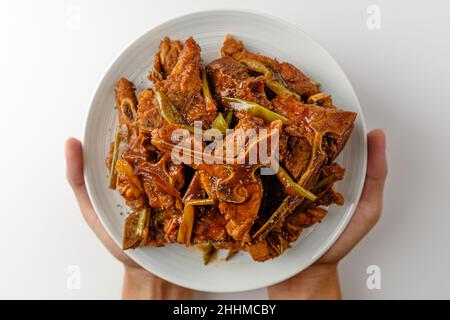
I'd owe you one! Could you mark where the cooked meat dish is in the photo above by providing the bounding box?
[106,35,357,263]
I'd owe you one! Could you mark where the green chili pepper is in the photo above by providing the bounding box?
[155,90,197,133]
[312,174,337,192]
[155,91,185,124]
[135,208,150,238]
[240,58,272,78]
[224,112,233,127]
[202,67,216,112]
[240,58,301,99]
[108,130,123,189]
[276,166,317,201]
[223,97,291,125]
[177,198,215,246]
[212,112,228,135]
[225,249,238,261]
[266,79,301,99]
[203,243,217,265]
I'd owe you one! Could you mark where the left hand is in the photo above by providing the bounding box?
[65,137,193,299]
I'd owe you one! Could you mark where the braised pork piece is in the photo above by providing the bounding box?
[106,35,357,263]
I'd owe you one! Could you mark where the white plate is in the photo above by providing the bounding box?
[83,9,367,293]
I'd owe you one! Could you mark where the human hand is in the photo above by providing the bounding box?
[65,138,193,299]
[268,129,388,299]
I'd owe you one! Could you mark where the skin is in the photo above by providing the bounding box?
[65,129,387,300]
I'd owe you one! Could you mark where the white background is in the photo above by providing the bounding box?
[1,0,449,299]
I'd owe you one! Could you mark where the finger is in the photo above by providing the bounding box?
[65,138,98,228]
[319,129,388,263]
[357,128,388,226]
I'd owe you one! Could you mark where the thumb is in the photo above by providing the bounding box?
[357,128,388,226]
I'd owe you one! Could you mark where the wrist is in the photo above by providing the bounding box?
[122,266,193,300]
[268,263,341,300]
